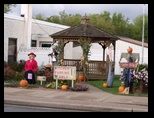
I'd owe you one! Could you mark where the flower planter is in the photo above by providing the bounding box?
[130,80,148,94]
[139,80,148,93]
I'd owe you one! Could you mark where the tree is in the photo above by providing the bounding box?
[4,4,16,13]
[33,13,46,21]
[112,12,130,36]
[132,14,148,43]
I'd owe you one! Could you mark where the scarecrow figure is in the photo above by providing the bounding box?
[119,46,139,94]
[24,52,38,84]
[48,46,59,66]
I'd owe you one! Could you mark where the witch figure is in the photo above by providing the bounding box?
[24,52,38,84]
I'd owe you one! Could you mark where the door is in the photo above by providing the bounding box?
[8,38,17,62]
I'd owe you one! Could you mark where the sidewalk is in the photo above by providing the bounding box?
[4,83,148,112]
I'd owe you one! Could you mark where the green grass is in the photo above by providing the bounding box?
[87,75,148,97]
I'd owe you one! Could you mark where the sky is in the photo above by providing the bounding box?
[8,4,148,23]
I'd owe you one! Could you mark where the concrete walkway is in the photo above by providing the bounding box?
[4,83,148,112]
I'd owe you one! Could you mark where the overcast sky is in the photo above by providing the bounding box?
[9,4,148,23]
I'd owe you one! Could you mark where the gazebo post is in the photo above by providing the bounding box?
[103,46,105,61]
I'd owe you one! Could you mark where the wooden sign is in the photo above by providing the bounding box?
[54,66,76,80]
[37,76,46,85]
[54,66,76,89]
[120,62,138,68]
[37,76,46,81]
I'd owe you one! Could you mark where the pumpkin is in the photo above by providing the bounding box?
[61,85,68,90]
[127,46,133,53]
[78,74,84,81]
[118,86,125,92]
[46,63,52,67]
[19,80,28,87]
[103,83,108,88]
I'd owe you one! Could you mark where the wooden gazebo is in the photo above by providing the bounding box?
[50,15,119,80]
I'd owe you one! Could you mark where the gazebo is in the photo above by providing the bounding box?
[50,15,119,80]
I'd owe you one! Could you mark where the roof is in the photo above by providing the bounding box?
[50,14,119,41]
[118,36,148,48]
[50,24,118,40]
[4,13,70,29]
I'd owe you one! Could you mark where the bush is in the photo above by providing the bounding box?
[6,60,26,72]
[14,70,26,81]
[4,67,16,80]
[37,66,53,83]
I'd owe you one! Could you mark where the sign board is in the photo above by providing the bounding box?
[37,76,46,81]
[120,62,138,68]
[37,76,46,85]
[54,66,76,89]
[54,66,76,80]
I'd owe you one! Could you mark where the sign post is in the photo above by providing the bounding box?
[54,66,76,89]
[37,76,46,85]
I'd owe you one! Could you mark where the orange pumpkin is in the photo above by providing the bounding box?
[118,86,125,92]
[61,85,68,90]
[103,83,108,88]
[19,80,28,87]
[127,46,133,53]
[46,63,52,67]
[78,75,84,81]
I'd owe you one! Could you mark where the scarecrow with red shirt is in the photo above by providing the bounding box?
[24,52,38,84]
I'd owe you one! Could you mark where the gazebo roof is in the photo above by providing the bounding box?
[50,15,119,41]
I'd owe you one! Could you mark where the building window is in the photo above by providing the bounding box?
[31,40,37,47]
[42,44,51,47]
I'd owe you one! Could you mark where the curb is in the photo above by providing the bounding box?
[4,99,147,112]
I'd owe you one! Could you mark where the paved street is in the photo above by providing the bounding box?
[4,104,89,112]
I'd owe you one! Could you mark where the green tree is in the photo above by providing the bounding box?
[112,12,130,36]
[132,14,148,43]
[46,15,61,24]
[33,13,46,21]
[4,4,16,13]
[88,13,115,35]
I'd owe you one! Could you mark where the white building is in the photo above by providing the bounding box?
[4,13,70,62]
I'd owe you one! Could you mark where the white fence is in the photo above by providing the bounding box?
[17,47,51,67]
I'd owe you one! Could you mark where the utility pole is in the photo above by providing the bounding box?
[21,4,32,49]
[141,4,145,64]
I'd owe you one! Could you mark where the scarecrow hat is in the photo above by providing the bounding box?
[28,52,36,57]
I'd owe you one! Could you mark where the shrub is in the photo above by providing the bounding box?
[14,70,26,81]
[37,66,53,82]
[4,67,16,80]
[7,61,26,72]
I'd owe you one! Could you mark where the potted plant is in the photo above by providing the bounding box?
[130,64,148,93]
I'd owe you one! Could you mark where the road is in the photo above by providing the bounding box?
[4,104,90,112]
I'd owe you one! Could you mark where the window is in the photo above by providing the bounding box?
[31,40,37,47]
[42,44,51,47]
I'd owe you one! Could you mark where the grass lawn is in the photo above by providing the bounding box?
[87,75,148,97]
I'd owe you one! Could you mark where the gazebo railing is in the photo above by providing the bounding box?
[63,59,81,71]
[87,61,108,75]
[63,59,109,80]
